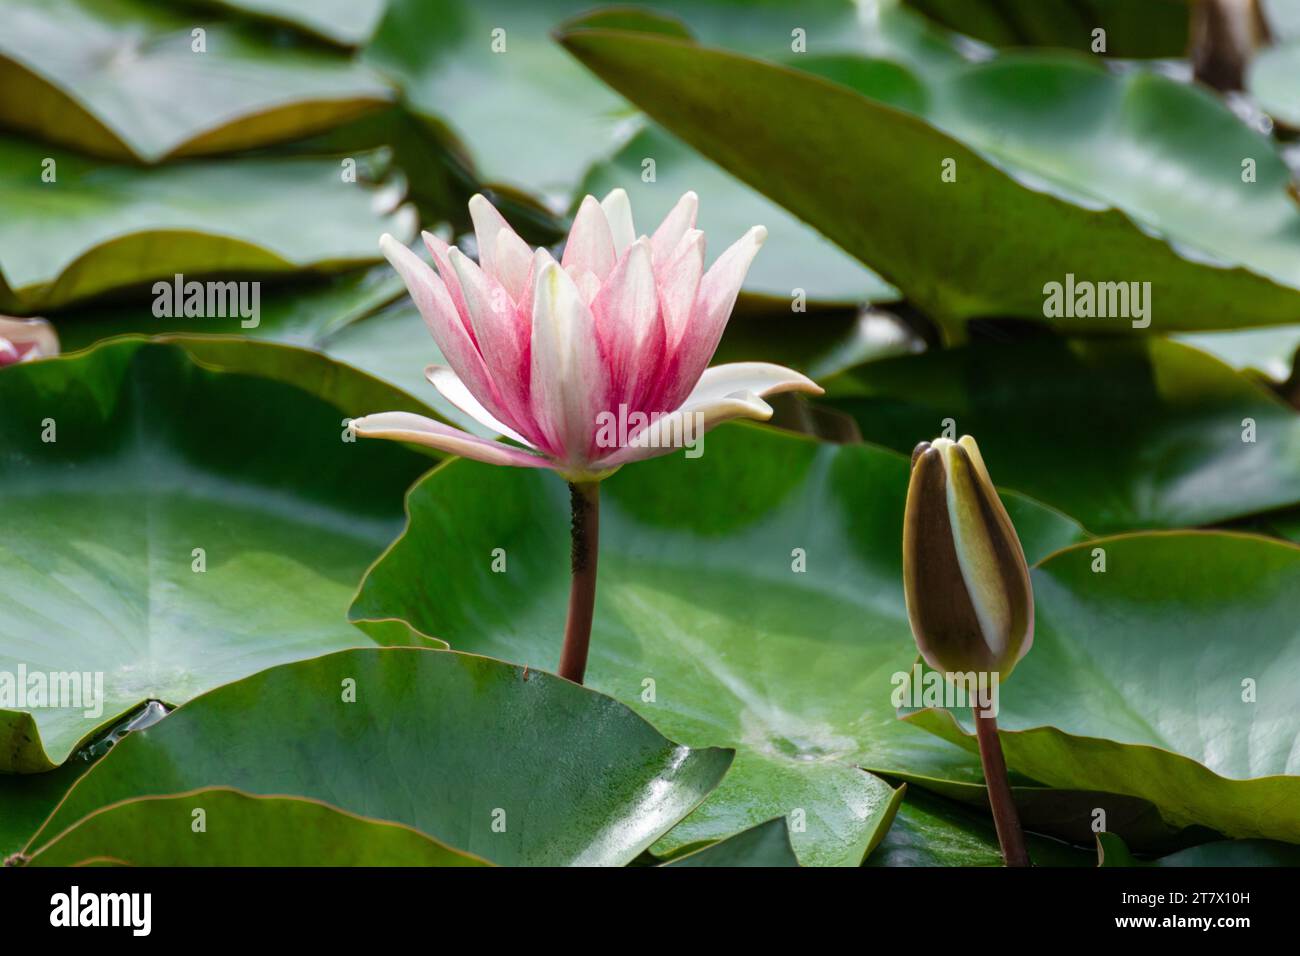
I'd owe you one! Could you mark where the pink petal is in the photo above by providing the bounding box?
[562,195,616,280]
[530,260,609,468]
[447,247,531,423]
[380,234,514,431]
[592,239,662,410]
[591,391,772,469]
[650,191,698,265]
[660,225,767,413]
[421,231,475,347]
[425,365,533,447]
[468,194,531,301]
[600,188,636,258]
[656,229,704,352]
[568,267,603,305]
[351,412,552,469]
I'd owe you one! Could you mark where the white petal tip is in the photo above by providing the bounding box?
[421,231,451,261]
[751,225,768,246]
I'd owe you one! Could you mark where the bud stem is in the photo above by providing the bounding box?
[558,481,600,684]
[973,710,1031,867]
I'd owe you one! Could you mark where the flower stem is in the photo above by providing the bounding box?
[558,481,600,684]
[973,709,1031,867]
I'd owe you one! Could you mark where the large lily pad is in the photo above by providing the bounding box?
[906,533,1300,842]
[557,10,1300,339]
[349,423,1086,866]
[25,788,489,867]
[824,337,1300,533]
[0,0,393,162]
[0,137,415,313]
[0,339,434,771]
[29,648,734,866]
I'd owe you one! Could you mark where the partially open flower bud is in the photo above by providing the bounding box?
[903,435,1033,679]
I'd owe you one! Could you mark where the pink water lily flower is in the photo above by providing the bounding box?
[352,189,823,482]
[0,316,58,367]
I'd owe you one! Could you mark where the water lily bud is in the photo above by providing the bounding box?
[903,435,1033,679]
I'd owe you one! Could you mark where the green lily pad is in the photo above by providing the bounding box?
[905,533,1300,842]
[0,339,435,771]
[824,337,1300,533]
[1097,831,1300,867]
[1250,507,1300,545]
[865,786,1092,867]
[29,648,735,866]
[1175,326,1300,381]
[578,124,895,304]
[0,757,97,860]
[349,423,1086,866]
[0,0,392,162]
[0,137,415,314]
[189,0,390,46]
[556,10,1300,340]
[26,788,488,866]
[664,817,799,867]
[1249,41,1300,128]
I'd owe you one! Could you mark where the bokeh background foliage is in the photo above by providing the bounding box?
[3,0,1300,867]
